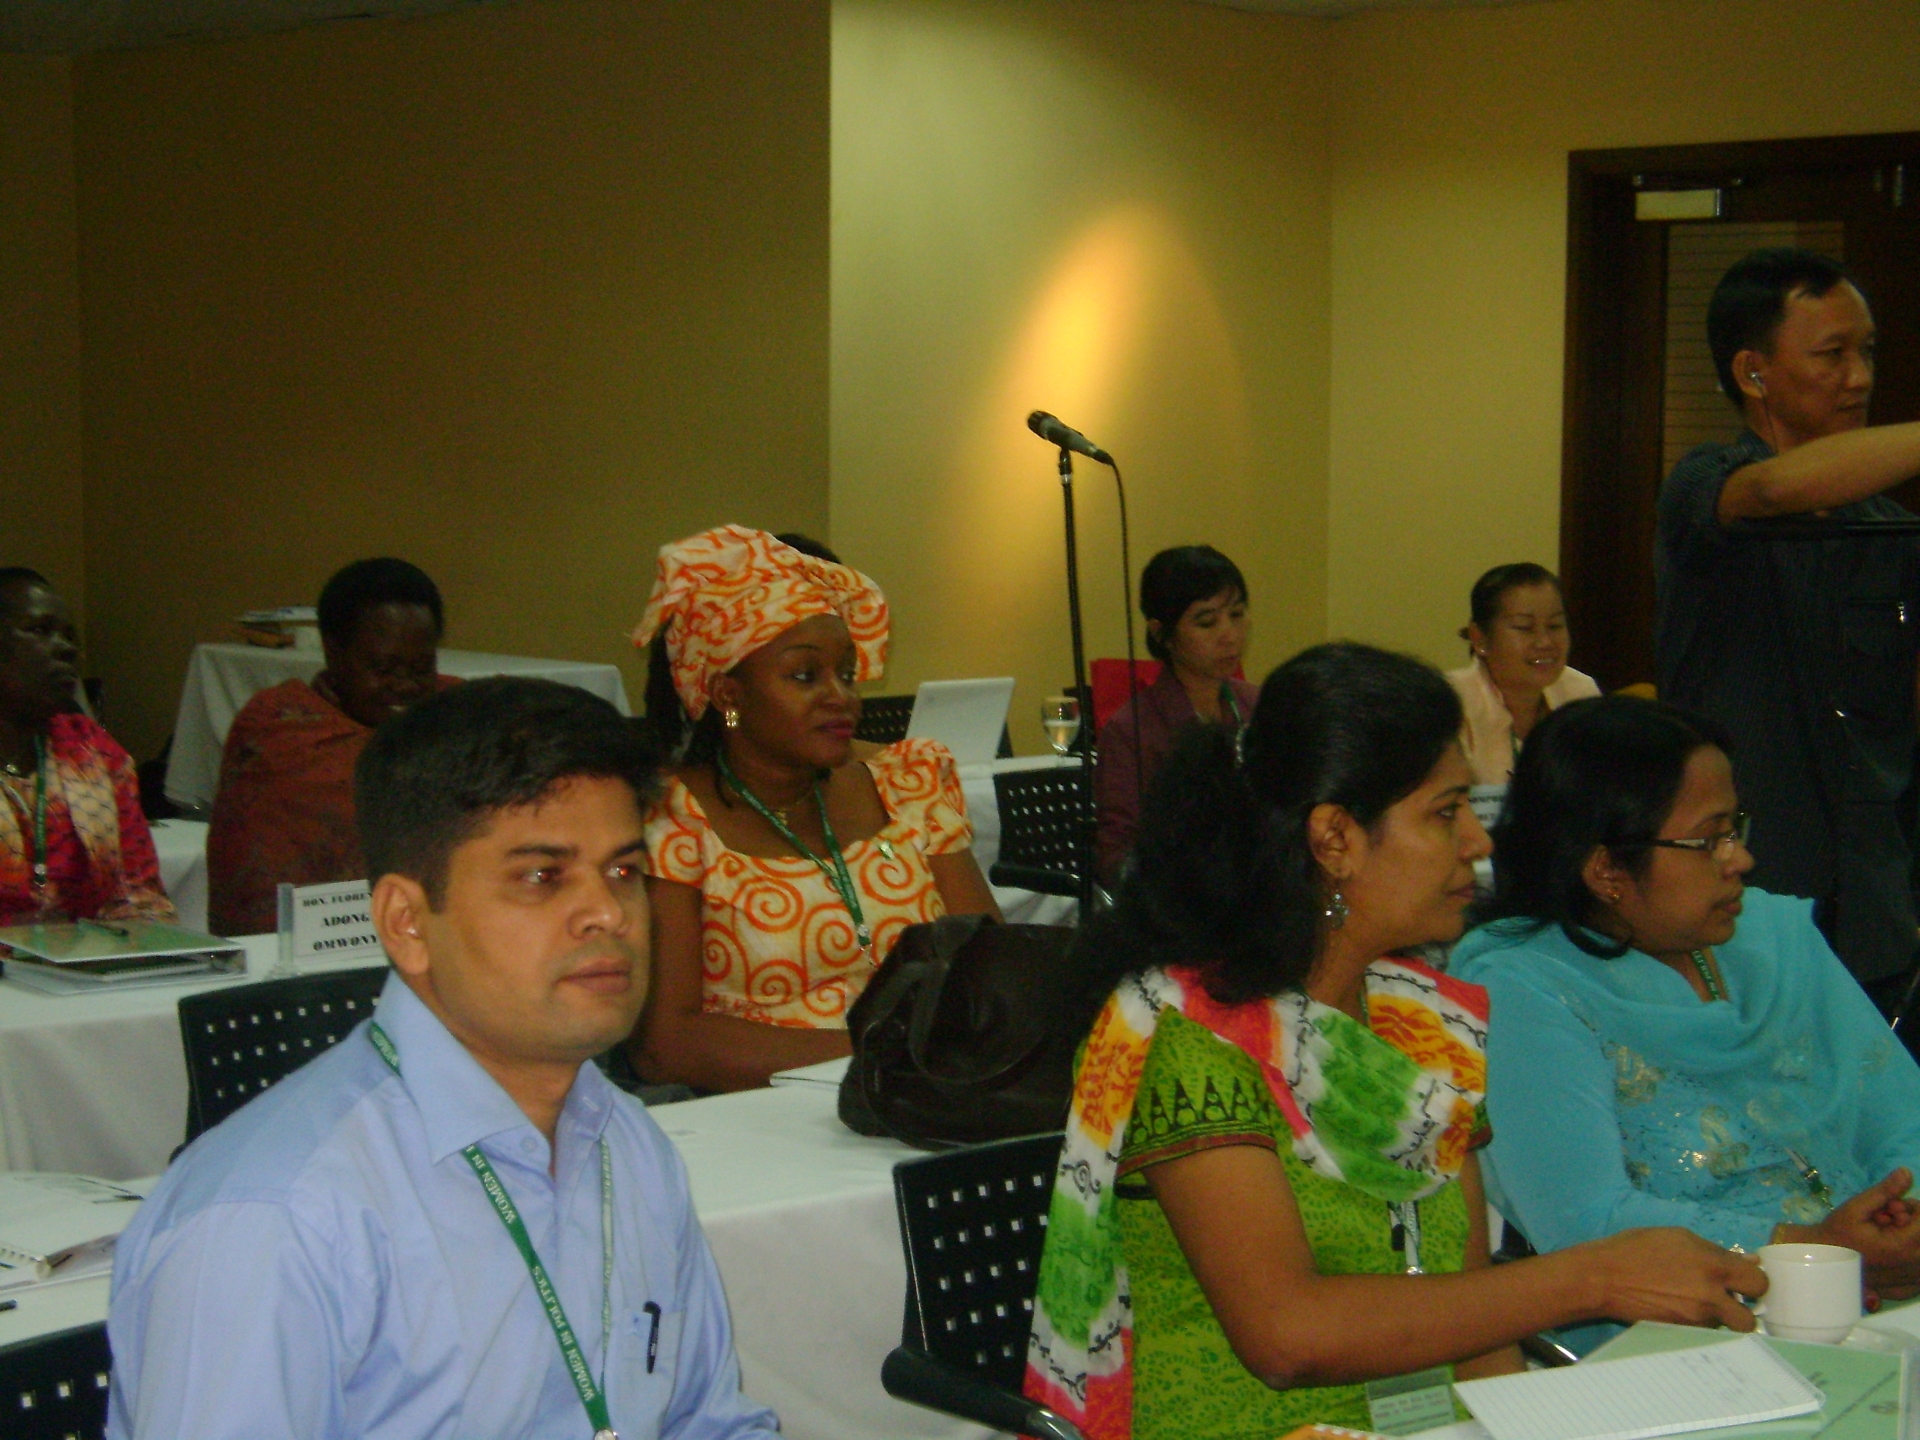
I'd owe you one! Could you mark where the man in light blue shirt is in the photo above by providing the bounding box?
[108,678,781,1440]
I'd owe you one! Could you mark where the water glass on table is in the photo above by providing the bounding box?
[1041,695,1081,756]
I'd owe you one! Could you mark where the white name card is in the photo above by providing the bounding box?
[286,879,384,961]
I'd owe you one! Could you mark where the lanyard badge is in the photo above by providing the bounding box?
[369,1023,619,1440]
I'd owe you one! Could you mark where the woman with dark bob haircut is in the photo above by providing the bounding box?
[1454,694,1920,1350]
[1093,544,1256,884]
[1025,645,1762,1440]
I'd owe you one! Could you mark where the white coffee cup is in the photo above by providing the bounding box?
[1756,1242,1862,1344]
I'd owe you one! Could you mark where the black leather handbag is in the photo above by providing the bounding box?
[839,913,1079,1150]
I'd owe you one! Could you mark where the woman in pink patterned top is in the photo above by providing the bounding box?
[628,527,1000,1092]
[0,569,174,926]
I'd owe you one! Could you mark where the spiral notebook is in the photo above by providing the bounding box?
[1454,1334,1824,1440]
[0,1172,145,1291]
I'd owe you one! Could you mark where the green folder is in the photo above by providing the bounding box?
[0,919,243,982]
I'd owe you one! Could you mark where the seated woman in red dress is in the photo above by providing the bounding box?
[0,568,174,926]
[207,559,450,935]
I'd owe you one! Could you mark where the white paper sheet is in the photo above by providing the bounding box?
[1455,1334,1824,1440]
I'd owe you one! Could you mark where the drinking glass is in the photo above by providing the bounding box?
[1041,695,1081,756]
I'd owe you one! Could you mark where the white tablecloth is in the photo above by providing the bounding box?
[165,644,633,809]
[659,1085,999,1440]
[0,934,375,1178]
[149,819,208,931]
[0,1083,999,1440]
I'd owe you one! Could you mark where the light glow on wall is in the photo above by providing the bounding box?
[933,199,1252,677]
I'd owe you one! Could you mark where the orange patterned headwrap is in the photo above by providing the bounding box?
[632,525,890,719]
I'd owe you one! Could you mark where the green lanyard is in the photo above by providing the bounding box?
[368,1022,619,1440]
[3,735,50,899]
[715,750,872,952]
[1688,948,1725,1003]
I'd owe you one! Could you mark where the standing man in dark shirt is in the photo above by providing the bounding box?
[1658,248,1920,991]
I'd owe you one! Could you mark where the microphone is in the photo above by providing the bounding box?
[1027,411,1114,465]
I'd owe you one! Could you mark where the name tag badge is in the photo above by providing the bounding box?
[1364,1366,1456,1436]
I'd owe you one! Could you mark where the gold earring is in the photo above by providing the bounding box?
[723,708,740,731]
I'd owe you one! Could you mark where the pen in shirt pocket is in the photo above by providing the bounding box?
[643,1301,661,1373]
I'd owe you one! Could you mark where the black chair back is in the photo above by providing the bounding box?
[0,1322,110,1440]
[856,693,916,745]
[178,965,389,1143]
[894,1131,1062,1388]
[883,1132,1082,1437]
[988,766,1092,898]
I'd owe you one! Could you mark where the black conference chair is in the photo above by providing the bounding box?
[989,765,1093,899]
[0,1322,111,1440]
[856,694,917,745]
[178,965,389,1144]
[881,1132,1085,1440]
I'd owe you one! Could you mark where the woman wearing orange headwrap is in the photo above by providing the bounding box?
[628,526,1000,1092]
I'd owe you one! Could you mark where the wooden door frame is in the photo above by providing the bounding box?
[1560,131,1920,690]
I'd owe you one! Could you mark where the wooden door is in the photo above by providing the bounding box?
[1561,133,1920,690]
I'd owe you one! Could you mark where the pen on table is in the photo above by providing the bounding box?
[81,919,133,939]
[0,1299,17,1313]
[643,1300,662,1373]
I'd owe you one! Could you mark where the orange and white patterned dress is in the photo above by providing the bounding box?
[642,738,973,1027]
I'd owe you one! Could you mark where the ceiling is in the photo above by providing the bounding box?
[0,0,1547,55]
[0,0,495,53]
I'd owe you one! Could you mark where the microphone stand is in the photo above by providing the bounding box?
[1055,445,1096,914]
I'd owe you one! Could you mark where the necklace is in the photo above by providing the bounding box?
[1785,1148,1836,1213]
[716,749,873,953]
[1688,948,1725,1002]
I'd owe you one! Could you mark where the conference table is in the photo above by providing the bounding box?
[12,1242,1913,1440]
[0,933,354,1177]
[164,642,634,809]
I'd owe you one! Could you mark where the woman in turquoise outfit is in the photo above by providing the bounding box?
[1455,694,1920,1324]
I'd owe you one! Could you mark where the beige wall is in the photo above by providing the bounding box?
[831,0,1330,751]
[31,0,1920,756]
[72,0,830,757]
[1326,0,1920,669]
[0,55,84,621]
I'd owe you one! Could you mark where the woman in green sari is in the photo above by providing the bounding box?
[1025,642,1769,1440]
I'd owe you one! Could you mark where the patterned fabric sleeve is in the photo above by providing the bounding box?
[1118,1008,1281,1178]
[103,738,175,921]
[870,739,973,855]
[641,776,714,887]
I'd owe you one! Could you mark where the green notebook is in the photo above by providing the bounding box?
[0,919,244,987]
